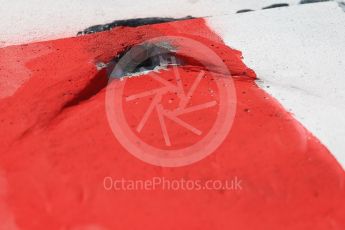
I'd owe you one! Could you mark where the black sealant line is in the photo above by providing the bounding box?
[262,3,289,9]
[77,16,194,35]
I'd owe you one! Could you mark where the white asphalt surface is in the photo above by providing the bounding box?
[208,2,345,168]
[0,0,301,47]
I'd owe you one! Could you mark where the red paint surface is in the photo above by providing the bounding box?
[0,18,344,229]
